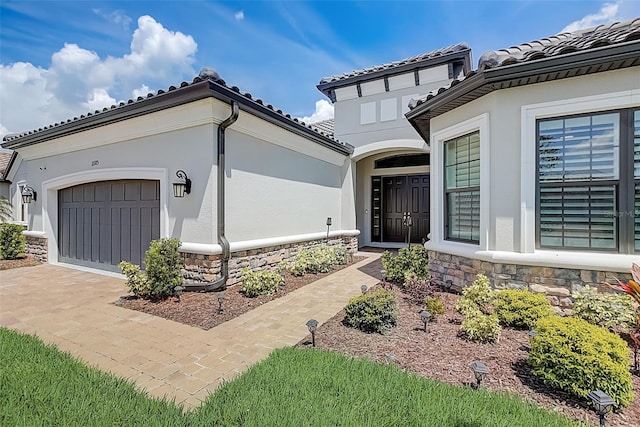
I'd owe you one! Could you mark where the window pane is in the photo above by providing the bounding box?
[538,113,619,182]
[447,190,480,242]
[445,132,480,190]
[539,185,617,249]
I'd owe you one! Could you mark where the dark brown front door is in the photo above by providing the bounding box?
[58,180,160,272]
[381,175,430,243]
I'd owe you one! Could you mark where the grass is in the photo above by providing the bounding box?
[1,327,580,426]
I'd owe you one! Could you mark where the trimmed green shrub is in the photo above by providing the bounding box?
[381,245,429,284]
[528,316,634,407]
[424,296,445,321]
[241,268,284,297]
[0,223,26,260]
[290,244,348,276]
[455,274,495,316]
[119,238,183,300]
[572,286,637,331]
[344,288,397,334]
[460,308,501,342]
[494,289,553,329]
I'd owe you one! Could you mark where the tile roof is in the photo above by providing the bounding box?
[408,18,640,112]
[310,119,334,137]
[319,43,470,85]
[0,152,12,177]
[2,69,351,155]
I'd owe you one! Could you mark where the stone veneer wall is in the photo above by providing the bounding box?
[428,250,633,314]
[25,236,48,262]
[182,235,359,287]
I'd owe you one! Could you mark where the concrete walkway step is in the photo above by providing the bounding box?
[0,252,382,409]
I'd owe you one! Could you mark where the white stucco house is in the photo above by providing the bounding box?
[406,18,639,306]
[2,18,639,302]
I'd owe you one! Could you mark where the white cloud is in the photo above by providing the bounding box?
[132,84,151,99]
[93,8,132,31]
[561,2,620,32]
[0,15,197,138]
[235,11,245,21]
[299,99,334,124]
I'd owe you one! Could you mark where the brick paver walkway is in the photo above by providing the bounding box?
[0,252,381,409]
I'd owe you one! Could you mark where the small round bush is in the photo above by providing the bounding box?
[424,296,445,320]
[455,274,495,316]
[381,245,429,284]
[528,316,634,407]
[572,286,637,331]
[344,288,397,334]
[460,308,501,342]
[241,268,284,297]
[494,289,553,329]
[0,223,26,260]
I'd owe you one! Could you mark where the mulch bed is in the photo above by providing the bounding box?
[116,256,367,330]
[297,282,640,427]
[0,256,41,270]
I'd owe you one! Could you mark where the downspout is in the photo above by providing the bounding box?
[196,100,239,292]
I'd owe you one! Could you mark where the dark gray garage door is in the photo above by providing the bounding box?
[58,180,160,272]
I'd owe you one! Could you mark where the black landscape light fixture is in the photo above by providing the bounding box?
[420,310,431,332]
[381,269,387,287]
[21,185,37,204]
[217,292,225,314]
[174,285,184,302]
[470,361,488,389]
[173,170,192,198]
[326,217,332,242]
[361,285,368,295]
[445,279,453,291]
[306,318,318,347]
[587,390,616,427]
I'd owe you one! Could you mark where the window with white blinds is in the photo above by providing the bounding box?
[537,108,639,253]
[445,132,480,243]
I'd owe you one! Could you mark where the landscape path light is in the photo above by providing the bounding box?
[306,318,318,347]
[217,292,225,314]
[587,390,616,427]
[470,361,488,389]
[174,285,184,303]
[419,310,431,332]
[381,269,387,287]
[326,217,332,242]
[361,285,368,295]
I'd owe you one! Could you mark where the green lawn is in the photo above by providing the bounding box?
[1,327,580,426]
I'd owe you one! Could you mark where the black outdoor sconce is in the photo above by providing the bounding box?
[21,185,37,204]
[470,361,488,389]
[587,390,616,427]
[173,170,192,198]
[306,318,318,347]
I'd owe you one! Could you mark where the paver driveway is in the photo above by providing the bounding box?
[0,252,381,409]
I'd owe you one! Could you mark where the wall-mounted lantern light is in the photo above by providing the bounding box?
[173,170,192,198]
[21,185,37,204]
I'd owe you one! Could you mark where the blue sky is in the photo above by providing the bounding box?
[1,0,639,139]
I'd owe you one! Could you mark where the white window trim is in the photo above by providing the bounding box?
[429,113,490,252]
[520,89,640,254]
[40,168,169,264]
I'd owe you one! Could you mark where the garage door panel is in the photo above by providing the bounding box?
[59,180,159,272]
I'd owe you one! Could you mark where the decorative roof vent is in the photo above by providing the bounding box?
[198,67,222,82]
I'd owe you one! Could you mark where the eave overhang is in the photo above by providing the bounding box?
[406,40,640,143]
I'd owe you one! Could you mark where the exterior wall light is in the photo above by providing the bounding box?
[470,361,488,389]
[420,310,431,332]
[587,390,616,426]
[306,318,318,347]
[21,185,37,204]
[217,292,225,314]
[173,170,192,198]
[361,285,368,294]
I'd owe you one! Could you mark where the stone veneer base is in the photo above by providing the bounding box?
[428,250,633,314]
[182,235,359,287]
[25,236,48,263]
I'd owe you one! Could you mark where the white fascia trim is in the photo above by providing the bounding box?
[5,154,22,182]
[430,113,490,251]
[425,240,638,273]
[520,89,640,253]
[180,229,361,255]
[40,167,169,263]
[351,139,428,162]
